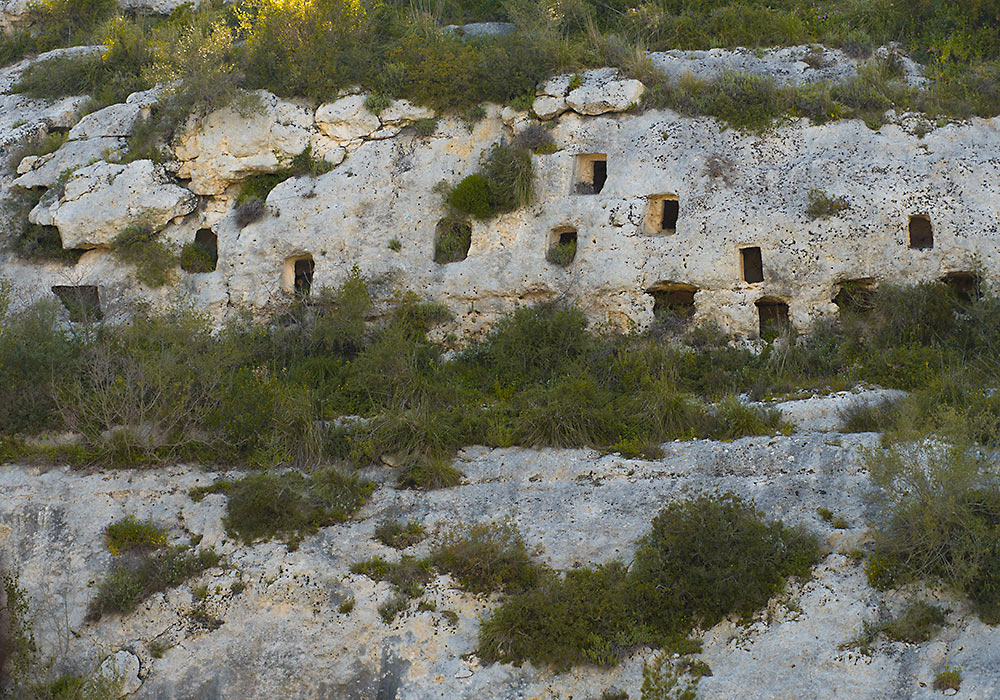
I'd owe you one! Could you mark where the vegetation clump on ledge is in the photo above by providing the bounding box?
[477,494,819,670]
[4,0,1000,143]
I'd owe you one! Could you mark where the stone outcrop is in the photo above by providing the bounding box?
[648,44,927,87]
[173,91,314,195]
[12,87,159,189]
[2,392,998,699]
[534,68,645,119]
[29,160,197,249]
[0,47,97,161]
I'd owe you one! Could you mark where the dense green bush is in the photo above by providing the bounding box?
[864,441,1000,622]
[433,216,472,263]
[546,239,576,266]
[110,224,177,287]
[87,544,219,621]
[480,494,819,670]
[448,174,492,219]
[179,241,216,273]
[192,467,375,547]
[631,494,819,634]
[0,283,81,434]
[479,561,646,669]
[10,0,1000,133]
[447,144,534,218]
[431,521,545,594]
[103,515,167,555]
[15,17,151,107]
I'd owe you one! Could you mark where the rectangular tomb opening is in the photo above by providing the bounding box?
[741,246,764,284]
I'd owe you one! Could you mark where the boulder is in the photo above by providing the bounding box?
[534,69,644,118]
[174,91,313,195]
[565,68,645,116]
[98,650,142,697]
[30,160,197,249]
[0,0,30,32]
[532,95,568,121]
[315,95,381,141]
[379,99,435,126]
[67,101,148,141]
[13,137,128,189]
[443,22,515,38]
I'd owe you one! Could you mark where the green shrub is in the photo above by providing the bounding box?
[448,174,492,219]
[806,189,850,220]
[703,397,787,440]
[86,545,219,621]
[433,216,472,263]
[110,225,177,288]
[103,515,168,555]
[933,666,962,692]
[309,266,372,356]
[15,16,151,107]
[412,118,438,137]
[0,288,81,434]
[179,241,216,273]
[56,309,237,466]
[144,14,243,118]
[465,303,593,386]
[839,398,901,433]
[883,600,947,643]
[447,144,533,219]
[351,554,432,599]
[640,652,703,700]
[199,467,374,546]
[4,190,81,266]
[396,456,464,490]
[375,520,427,549]
[431,521,545,594]
[479,561,650,670]
[378,593,410,623]
[546,239,576,266]
[0,29,35,67]
[631,494,820,635]
[654,71,788,133]
[364,93,391,114]
[864,441,1000,620]
[479,144,533,214]
[480,494,816,671]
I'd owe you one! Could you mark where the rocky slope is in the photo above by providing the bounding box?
[2,389,997,699]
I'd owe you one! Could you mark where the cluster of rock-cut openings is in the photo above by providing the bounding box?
[46,155,980,337]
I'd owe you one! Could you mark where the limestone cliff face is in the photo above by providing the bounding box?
[2,392,999,700]
[1,55,998,337]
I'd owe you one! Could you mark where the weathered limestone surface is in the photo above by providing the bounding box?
[29,160,197,249]
[218,103,1000,337]
[535,68,645,119]
[174,91,315,195]
[1,392,998,699]
[648,44,927,87]
[1,50,998,336]
[0,47,96,160]
[0,0,30,31]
